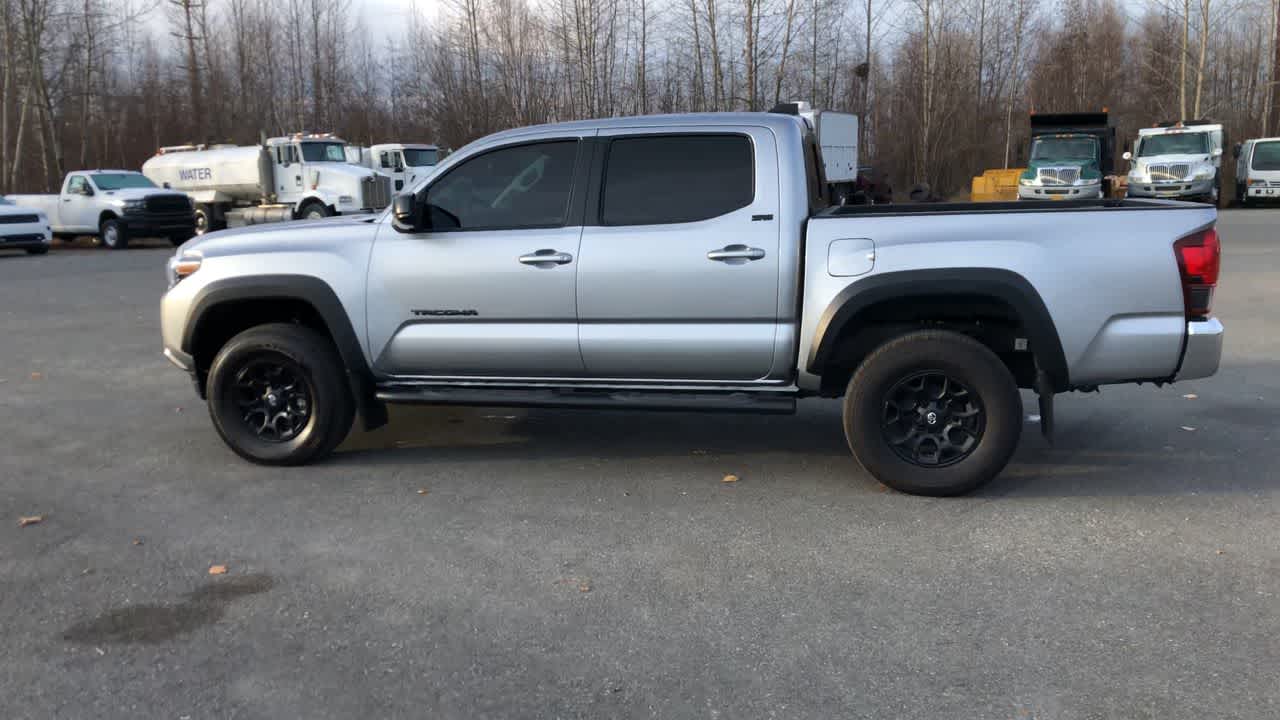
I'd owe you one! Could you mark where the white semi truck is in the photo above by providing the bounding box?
[142,132,392,235]
[346,143,441,192]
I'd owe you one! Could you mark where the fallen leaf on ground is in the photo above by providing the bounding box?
[29,372,42,381]
[1183,393,1198,399]
[132,538,143,546]
[578,581,591,593]
[1181,426,1197,432]
[1216,549,1225,555]
[208,565,228,575]
[416,488,429,495]
[721,474,739,483]
[18,515,43,527]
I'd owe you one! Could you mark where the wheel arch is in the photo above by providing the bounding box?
[181,275,387,430]
[98,210,119,227]
[807,268,1070,393]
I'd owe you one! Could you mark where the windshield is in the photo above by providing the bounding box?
[402,148,439,167]
[1251,141,1280,171]
[1031,136,1097,161]
[1138,133,1209,157]
[300,142,348,162]
[92,173,157,190]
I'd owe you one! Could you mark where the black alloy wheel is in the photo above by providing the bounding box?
[880,371,985,467]
[231,355,314,443]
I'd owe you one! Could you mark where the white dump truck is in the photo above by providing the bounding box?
[346,143,441,193]
[1123,120,1225,204]
[142,132,392,235]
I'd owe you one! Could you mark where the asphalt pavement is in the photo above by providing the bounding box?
[1,212,1277,719]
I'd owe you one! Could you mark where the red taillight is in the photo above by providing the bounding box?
[1174,227,1220,318]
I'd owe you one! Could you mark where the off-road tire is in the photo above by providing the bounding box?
[206,323,354,465]
[843,330,1023,496]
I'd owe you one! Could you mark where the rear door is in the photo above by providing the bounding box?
[575,128,781,381]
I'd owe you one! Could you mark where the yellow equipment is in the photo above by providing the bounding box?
[970,168,1025,201]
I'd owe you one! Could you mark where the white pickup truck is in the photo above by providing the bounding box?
[8,170,196,249]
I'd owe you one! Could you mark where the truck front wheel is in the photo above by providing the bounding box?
[842,330,1023,496]
[298,201,332,221]
[100,218,128,249]
[206,323,355,465]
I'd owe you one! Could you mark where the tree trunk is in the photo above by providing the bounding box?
[1180,0,1188,121]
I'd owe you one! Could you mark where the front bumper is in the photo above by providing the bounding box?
[1126,176,1215,199]
[0,227,52,250]
[120,211,197,238]
[1175,317,1224,381]
[1245,185,1280,199]
[1017,183,1103,200]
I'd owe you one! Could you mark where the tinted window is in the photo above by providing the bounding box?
[1252,141,1280,171]
[403,148,439,167]
[424,140,578,231]
[601,135,753,225]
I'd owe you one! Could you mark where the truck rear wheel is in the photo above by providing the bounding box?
[206,323,354,465]
[100,218,128,249]
[842,330,1022,496]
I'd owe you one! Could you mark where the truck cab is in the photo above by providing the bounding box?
[1233,137,1280,206]
[1124,122,1224,204]
[1017,113,1114,200]
[263,133,383,215]
[350,143,441,192]
[7,170,195,249]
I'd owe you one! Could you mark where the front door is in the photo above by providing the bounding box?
[575,128,782,381]
[63,174,99,232]
[366,137,589,378]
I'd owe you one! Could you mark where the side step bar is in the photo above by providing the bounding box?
[375,385,798,414]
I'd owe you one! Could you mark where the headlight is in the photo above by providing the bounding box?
[1018,178,1037,186]
[123,199,146,213]
[338,195,355,204]
[1073,177,1096,186]
[1194,166,1215,180]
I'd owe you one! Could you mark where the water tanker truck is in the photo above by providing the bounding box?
[142,132,392,235]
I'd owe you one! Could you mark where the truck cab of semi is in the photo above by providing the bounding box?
[1233,137,1280,206]
[363,143,441,192]
[1017,113,1114,200]
[143,133,392,234]
[1124,121,1224,204]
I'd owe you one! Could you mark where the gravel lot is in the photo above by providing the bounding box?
[2,211,1277,719]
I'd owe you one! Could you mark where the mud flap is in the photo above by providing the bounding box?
[1035,367,1054,444]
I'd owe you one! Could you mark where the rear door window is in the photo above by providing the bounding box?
[600,135,753,225]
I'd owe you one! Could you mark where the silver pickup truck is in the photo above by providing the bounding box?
[159,111,1224,496]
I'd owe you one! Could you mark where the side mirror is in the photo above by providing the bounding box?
[1212,148,1223,158]
[1233,143,1242,159]
[163,182,172,189]
[391,193,420,233]
[1121,151,1132,162]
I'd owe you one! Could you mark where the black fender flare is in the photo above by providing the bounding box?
[806,268,1071,392]
[181,274,387,430]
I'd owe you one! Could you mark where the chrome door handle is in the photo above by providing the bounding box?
[518,249,573,266]
[707,245,766,262]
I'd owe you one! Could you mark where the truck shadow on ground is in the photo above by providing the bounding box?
[62,574,274,645]
[331,395,1265,498]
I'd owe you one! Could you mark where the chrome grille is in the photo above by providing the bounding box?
[360,175,392,210]
[1148,163,1191,182]
[1269,180,1280,188]
[1037,167,1079,185]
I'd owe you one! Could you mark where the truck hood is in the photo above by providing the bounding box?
[1133,153,1213,168]
[308,163,378,182]
[177,214,380,258]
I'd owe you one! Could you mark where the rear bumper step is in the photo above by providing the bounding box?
[375,385,798,414]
